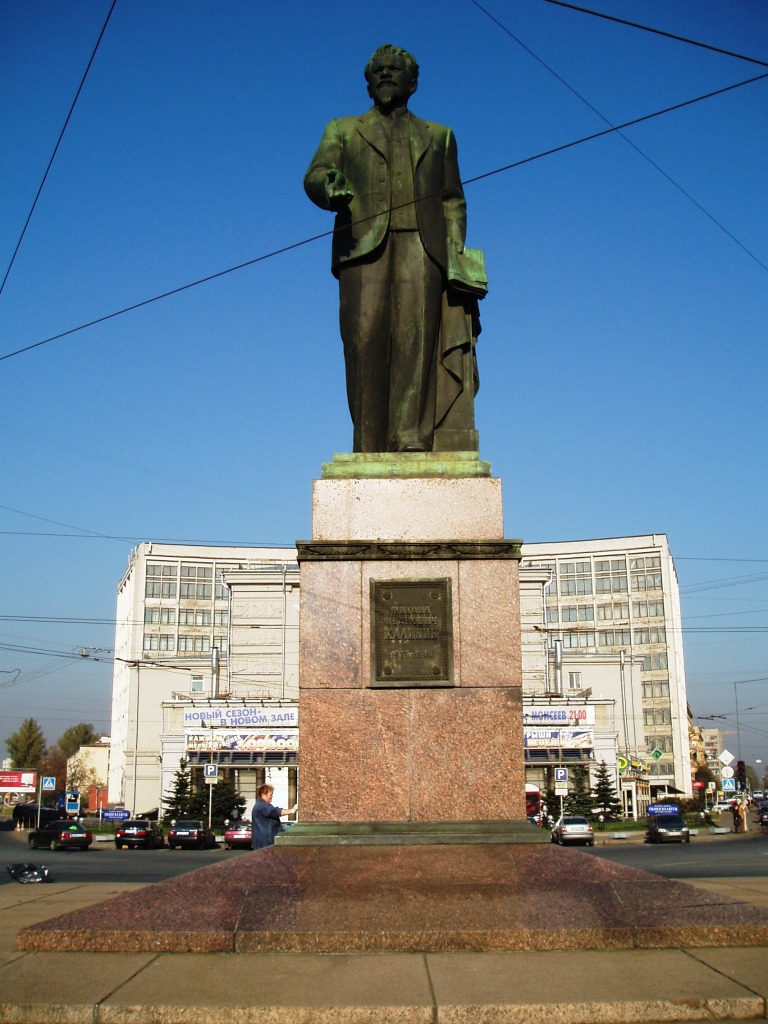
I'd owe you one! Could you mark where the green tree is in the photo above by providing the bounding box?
[592,760,622,821]
[186,773,246,828]
[162,758,193,823]
[564,764,595,817]
[37,745,67,797]
[6,718,47,770]
[58,723,99,759]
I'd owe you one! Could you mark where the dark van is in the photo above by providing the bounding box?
[12,804,66,828]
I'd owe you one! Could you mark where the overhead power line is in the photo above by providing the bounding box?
[0,0,118,300]
[470,0,768,274]
[2,68,766,365]
[542,0,768,69]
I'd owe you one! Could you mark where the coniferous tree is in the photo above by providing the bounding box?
[162,758,194,823]
[592,760,622,821]
[564,764,595,817]
[58,723,99,759]
[6,718,47,770]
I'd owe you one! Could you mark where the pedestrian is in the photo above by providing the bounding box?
[739,801,749,833]
[251,784,297,850]
[731,801,740,833]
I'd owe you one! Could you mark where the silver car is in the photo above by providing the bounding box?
[551,815,595,847]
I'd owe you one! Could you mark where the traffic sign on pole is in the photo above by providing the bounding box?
[42,777,56,791]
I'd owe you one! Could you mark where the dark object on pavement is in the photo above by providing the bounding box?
[6,862,53,883]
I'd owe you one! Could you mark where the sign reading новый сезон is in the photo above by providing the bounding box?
[182,707,297,728]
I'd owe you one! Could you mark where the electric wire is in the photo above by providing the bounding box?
[0,0,118,300]
[1,69,766,365]
[470,0,768,273]
[542,0,768,69]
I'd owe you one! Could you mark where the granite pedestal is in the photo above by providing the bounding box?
[283,452,532,842]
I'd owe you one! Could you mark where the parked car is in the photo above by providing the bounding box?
[28,820,93,851]
[223,821,252,849]
[551,815,594,846]
[646,813,690,844]
[115,819,165,849]
[167,820,217,849]
[758,805,768,830]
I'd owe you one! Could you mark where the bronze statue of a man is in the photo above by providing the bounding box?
[305,44,485,454]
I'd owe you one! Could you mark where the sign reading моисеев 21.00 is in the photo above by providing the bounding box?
[182,707,297,728]
[523,706,596,725]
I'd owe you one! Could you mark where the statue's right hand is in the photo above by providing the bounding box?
[326,170,353,209]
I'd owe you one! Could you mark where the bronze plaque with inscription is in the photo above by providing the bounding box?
[370,579,454,687]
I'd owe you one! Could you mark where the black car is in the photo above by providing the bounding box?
[115,819,165,849]
[167,820,217,849]
[646,813,690,844]
[758,805,768,830]
[28,820,93,851]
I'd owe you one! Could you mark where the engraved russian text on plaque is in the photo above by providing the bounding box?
[371,579,453,687]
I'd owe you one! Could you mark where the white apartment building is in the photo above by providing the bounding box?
[109,543,299,816]
[520,535,691,800]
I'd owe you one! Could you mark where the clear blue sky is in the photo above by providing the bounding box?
[1,1,766,768]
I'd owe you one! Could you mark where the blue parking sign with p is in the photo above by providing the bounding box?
[555,767,568,783]
[204,764,218,779]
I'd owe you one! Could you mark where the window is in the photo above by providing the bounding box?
[646,735,672,753]
[596,601,629,621]
[559,561,592,596]
[178,635,211,654]
[642,679,670,699]
[643,707,671,726]
[633,599,665,618]
[145,563,177,599]
[179,609,211,626]
[595,559,627,594]
[214,610,228,627]
[215,583,229,601]
[562,631,595,649]
[546,607,559,624]
[634,626,666,644]
[642,653,668,671]
[191,676,204,693]
[598,629,631,647]
[180,582,212,600]
[568,671,582,690]
[630,556,661,570]
[143,634,175,652]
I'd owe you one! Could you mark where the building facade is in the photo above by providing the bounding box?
[520,535,691,800]
[108,543,298,816]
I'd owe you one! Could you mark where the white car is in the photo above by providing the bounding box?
[551,815,595,847]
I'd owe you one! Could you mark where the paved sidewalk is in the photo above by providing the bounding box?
[0,869,767,1023]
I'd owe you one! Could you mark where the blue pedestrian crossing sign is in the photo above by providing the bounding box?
[722,778,736,792]
[42,776,56,791]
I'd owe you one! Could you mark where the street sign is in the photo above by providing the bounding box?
[719,749,735,766]
[102,809,131,821]
[721,766,734,779]
[41,776,56,791]
[554,767,568,783]
[722,778,736,792]
[204,763,218,784]
[651,748,663,762]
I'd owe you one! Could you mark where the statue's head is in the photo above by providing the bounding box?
[365,44,419,110]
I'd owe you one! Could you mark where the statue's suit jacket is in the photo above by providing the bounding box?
[304,108,467,277]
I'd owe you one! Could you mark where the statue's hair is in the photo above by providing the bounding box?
[364,44,419,83]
